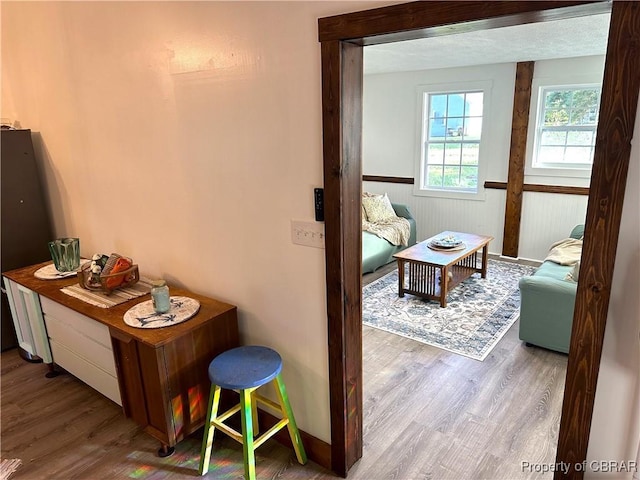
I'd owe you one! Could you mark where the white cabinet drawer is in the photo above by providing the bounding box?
[49,339,121,406]
[40,297,117,377]
[44,313,117,377]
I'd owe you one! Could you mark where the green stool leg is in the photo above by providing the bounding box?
[240,388,256,480]
[199,385,221,475]
[273,374,307,465]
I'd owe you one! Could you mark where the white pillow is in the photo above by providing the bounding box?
[362,193,396,223]
[565,261,580,282]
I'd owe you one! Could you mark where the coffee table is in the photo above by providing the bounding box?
[393,231,493,307]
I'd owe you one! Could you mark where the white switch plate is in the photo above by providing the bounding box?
[291,220,325,249]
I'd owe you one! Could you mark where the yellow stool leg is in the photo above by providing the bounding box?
[273,374,307,465]
[199,385,221,475]
[240,388,257,480]
[251,390,259,435]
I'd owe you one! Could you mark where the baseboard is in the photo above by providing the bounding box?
[488,252,542,267]
[259,409,332,472]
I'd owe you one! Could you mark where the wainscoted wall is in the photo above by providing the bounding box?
[363,55,604,261]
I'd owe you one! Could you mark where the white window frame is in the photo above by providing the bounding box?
[525,76,602,179]
[414,81,492,201]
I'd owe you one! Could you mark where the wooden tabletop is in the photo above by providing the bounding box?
[393,231,493,267]
[2,261,237,349]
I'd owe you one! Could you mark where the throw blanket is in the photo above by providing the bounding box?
[545,238,583,265]
[363,217,410,246]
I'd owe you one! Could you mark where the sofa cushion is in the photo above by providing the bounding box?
[534,261,573,281]
[362,193,396,223]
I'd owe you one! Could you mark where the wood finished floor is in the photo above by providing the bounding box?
[1,263,567,479]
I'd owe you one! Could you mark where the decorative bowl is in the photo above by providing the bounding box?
[77,261,139,294]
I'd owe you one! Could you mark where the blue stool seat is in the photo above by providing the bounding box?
[198,346,307,479]
[208,345,282,390]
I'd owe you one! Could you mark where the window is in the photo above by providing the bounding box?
[418,88,486,196]
[533,85,601,170]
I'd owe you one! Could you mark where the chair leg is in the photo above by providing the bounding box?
[240,388,257,480]
[273,374,307,465]
[198,385,221,475]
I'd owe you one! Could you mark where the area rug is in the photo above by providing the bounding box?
[0,459,22,480]
[363,259,536,361]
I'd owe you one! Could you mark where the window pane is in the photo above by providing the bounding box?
[460,166,478,189]
[567,130,594,146]
[446,94,465,117]
[465,117,482,140]
[465,92,483,117]
[544,108,569,126]
[444,144,462,165]
[446,118,464,139]
[545,90,571,110]
[429,94,448,119]
[461,144,479,165]
[426,165,443,187]
[538,146,565,164]
[426,144,445,164]
[564,146,593,164]
[540,130,567,146]
[569,89,599,125]
[443,166,460,187]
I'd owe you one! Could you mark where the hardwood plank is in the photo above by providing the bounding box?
[503,61,535,258]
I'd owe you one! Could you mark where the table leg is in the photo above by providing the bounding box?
[440,266,448,308]
[397,259,405,297]
[481,245,489,278]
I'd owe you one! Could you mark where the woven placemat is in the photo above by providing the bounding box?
[61,277,153,308]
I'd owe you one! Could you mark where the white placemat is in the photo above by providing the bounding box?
[123,296,200,329]
[61,277,154,308]
[34,260,90,280]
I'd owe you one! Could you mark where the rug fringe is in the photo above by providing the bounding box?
[0,459,22,480]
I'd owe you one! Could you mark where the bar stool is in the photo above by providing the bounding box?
[198,345,307,479]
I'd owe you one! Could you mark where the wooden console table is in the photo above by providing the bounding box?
[2,261,239,455]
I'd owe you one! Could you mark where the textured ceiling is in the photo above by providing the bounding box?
[364,13,611,74]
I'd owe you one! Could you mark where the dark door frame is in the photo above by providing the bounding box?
[319,1,640,478]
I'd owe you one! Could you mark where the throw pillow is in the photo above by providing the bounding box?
[565,261,581,282]
[362,193,396,223]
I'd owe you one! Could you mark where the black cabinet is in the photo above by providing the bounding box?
[1,129,54,351]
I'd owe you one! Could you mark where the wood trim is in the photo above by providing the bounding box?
[321,39,363,476]
[319,1,636,479]
[318,1,610,44]
[362,175,414,184]
[259,409,332,471]
[485,181,590,196]
[502,61,534,258]
[555,2,640,477]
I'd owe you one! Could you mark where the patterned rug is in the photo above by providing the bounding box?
[363,259,535,361]
[0,459,22,480]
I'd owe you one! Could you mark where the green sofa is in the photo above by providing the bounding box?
[518,224,584,354]
[362,203,417,274]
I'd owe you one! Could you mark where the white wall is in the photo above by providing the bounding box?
[586,93,640,479]
[0,0,393,444]
[363,56,604,260]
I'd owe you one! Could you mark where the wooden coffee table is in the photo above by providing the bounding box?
[393,231,493,307]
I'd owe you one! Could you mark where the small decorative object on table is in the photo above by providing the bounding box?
[78,253,139,294]
[48,237,81,272]
[428,235,465,251]
[151,280,170,313]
